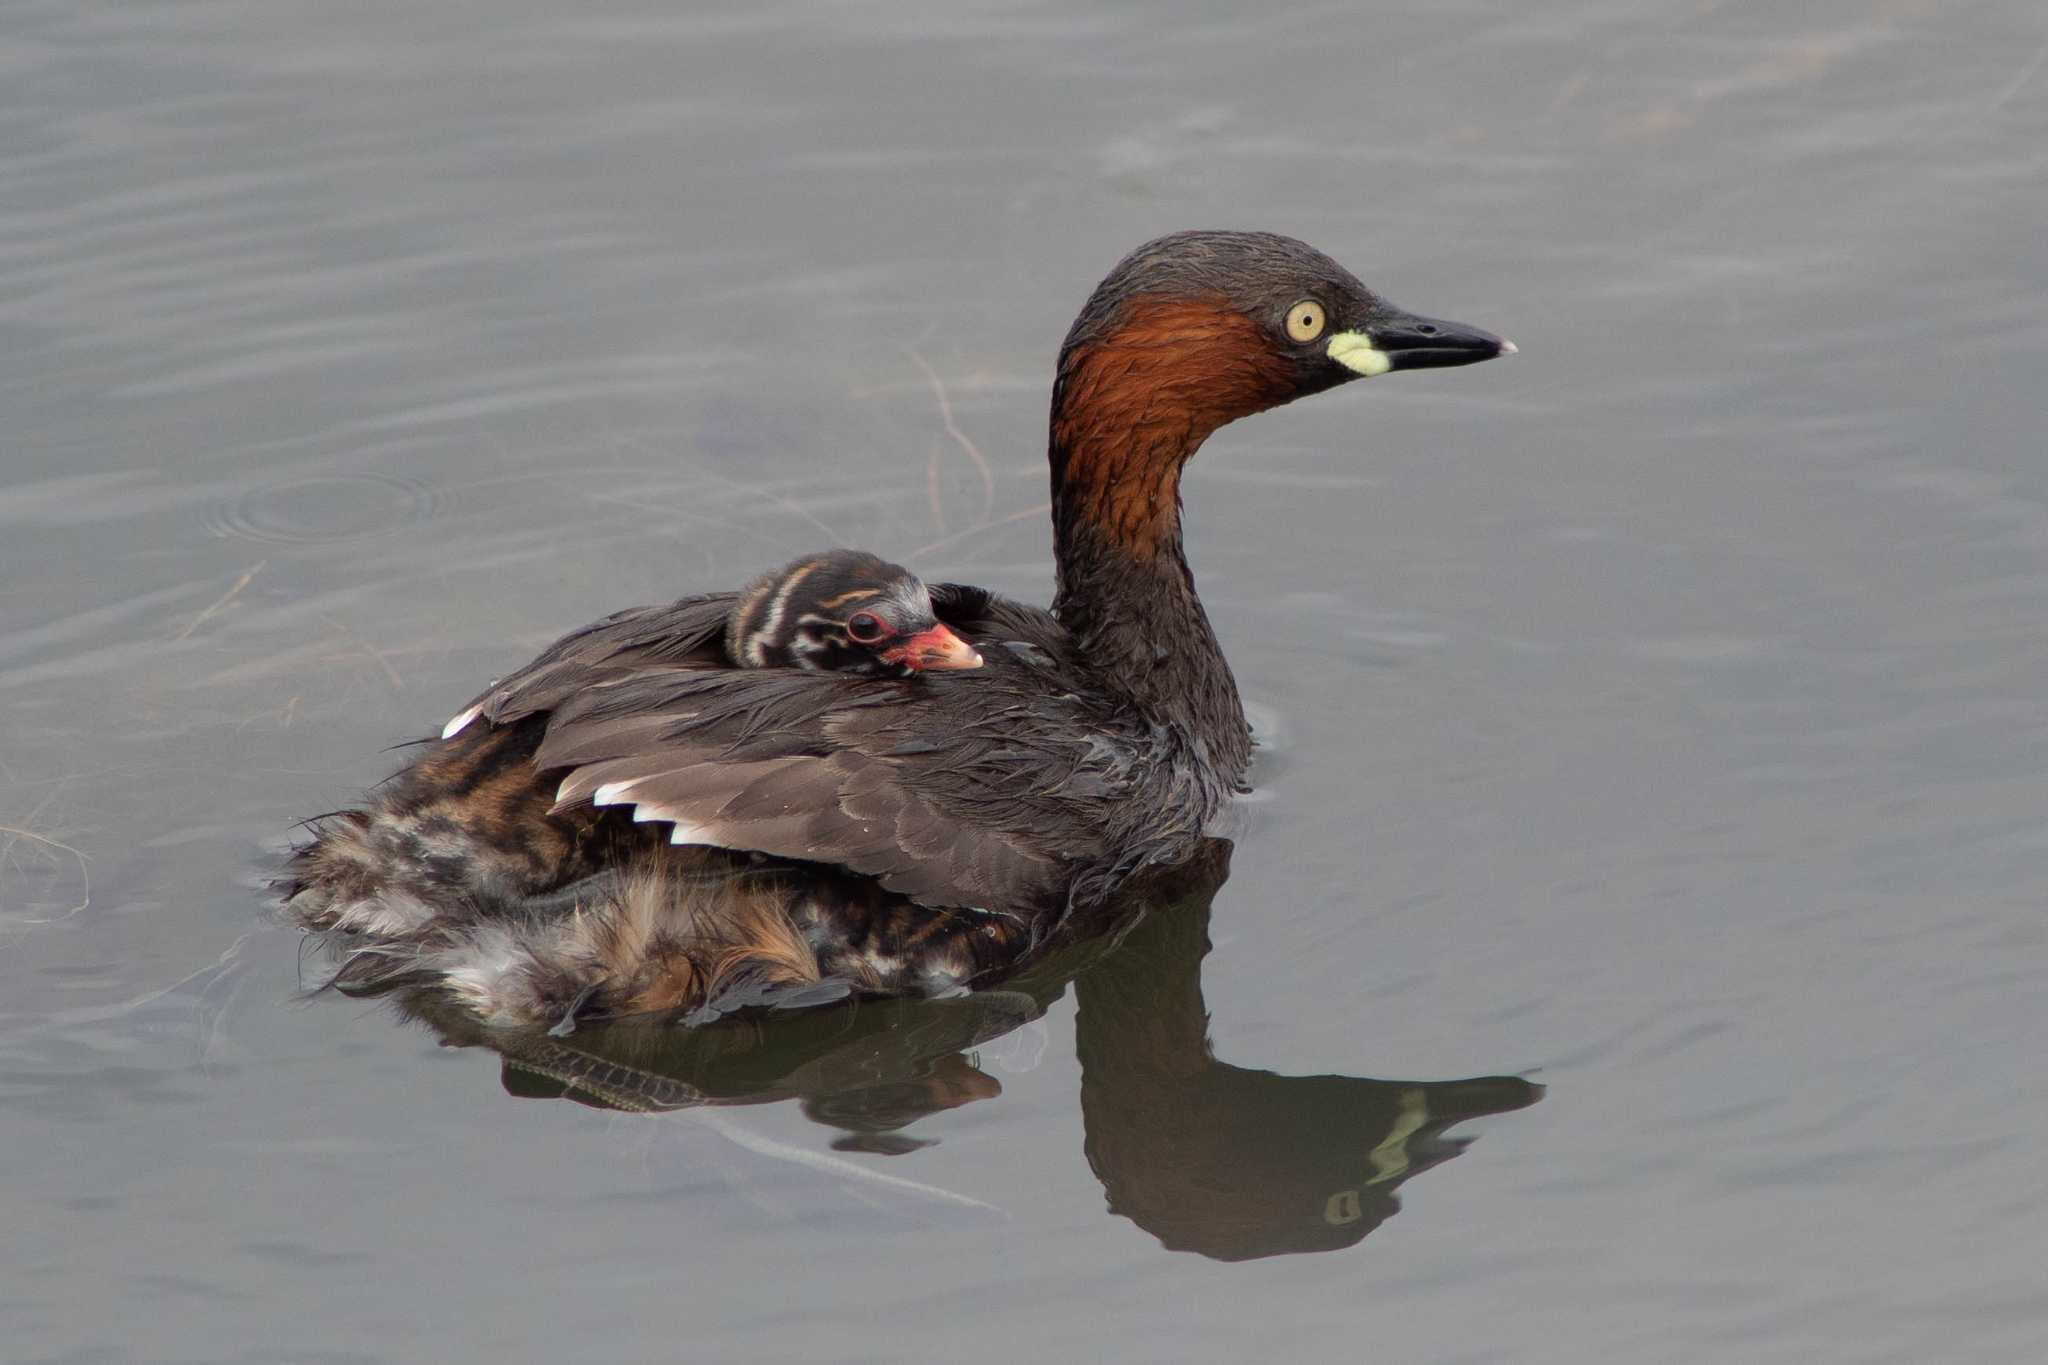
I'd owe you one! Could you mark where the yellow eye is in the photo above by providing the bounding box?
[1285,299,1326,343]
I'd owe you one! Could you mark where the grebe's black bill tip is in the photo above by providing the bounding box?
[1326,305,1512,377]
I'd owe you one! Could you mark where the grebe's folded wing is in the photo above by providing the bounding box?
[535,659,1155,913]
[441,592,737,738]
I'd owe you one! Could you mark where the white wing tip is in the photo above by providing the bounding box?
[592,780,639,806]
[668,819,719,848]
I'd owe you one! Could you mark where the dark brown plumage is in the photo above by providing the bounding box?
[285,230,1511,1025]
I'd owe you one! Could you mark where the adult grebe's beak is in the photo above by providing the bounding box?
[881,623,984,671]
[1327,305,1515,377]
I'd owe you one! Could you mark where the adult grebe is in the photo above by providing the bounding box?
[286,230,1511,1024]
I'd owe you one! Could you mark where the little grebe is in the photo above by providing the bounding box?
[720,549,983,677]
[287,230,1511,1024]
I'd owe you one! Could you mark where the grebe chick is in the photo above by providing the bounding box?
[724,549,982,677]
[434,548,978,744]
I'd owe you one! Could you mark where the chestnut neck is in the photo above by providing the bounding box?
[1047,298,1295,783]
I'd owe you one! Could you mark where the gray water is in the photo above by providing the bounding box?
[5,1,2046,1360]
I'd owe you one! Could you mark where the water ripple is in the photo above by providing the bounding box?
[207,472,441,546]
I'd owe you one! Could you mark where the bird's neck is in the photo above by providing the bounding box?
[1047,351,1252,784]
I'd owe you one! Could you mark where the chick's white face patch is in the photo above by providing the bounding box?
[1326,331,1392,378]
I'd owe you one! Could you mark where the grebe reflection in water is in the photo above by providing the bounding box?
[366,841,1540,1262]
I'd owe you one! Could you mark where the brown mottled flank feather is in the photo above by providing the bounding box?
[286,720,636,939]
[321,854,1037,1026]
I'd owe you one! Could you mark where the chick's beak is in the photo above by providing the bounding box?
[881,622,983,671]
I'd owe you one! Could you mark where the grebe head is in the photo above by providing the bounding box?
[1040,231,1513,753]
[1047,231,1513,573]
[727,549,983,676]
[1057,229,1513,443]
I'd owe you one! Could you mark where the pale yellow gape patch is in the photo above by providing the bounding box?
[1326,331,1392,378]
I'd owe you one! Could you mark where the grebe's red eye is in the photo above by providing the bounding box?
[846,612,888,644]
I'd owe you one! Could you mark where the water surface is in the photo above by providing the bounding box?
[5,1,2047,1360]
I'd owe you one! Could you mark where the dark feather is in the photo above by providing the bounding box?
[518,636,1178,912]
